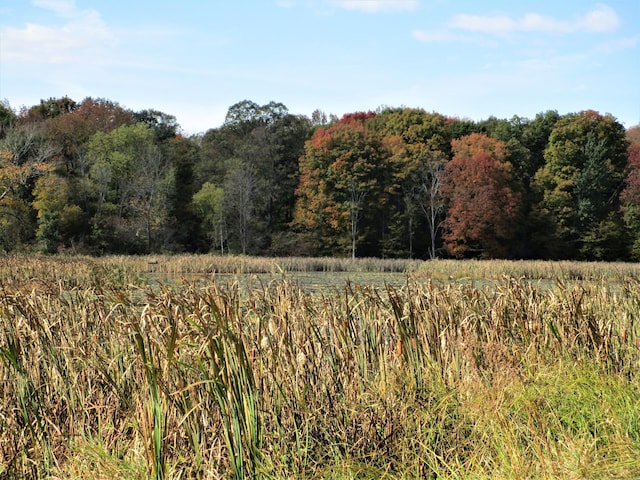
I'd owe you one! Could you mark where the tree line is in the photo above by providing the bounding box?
[1,96,639,260]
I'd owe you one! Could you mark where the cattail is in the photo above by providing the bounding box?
[268,318,277,336]
[296,351,307,369]
[527,319,541,334]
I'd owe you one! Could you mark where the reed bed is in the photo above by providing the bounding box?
[96,255,640,280]
[102,254,424,276]
[417,258,640,282]
[1,255,640,478]
[4,254,640,284]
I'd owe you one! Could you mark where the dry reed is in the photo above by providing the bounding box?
[1,255,639,478]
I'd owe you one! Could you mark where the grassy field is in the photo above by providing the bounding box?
[1,255,640,479]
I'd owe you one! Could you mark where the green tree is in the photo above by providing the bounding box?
[32,174,82,253]
[224,100,288,133]
[85,123,172,252]
[196,101,309,254]
[520,111,561,181]
[45,97,134,176]
[258,113,310,232]
[532,111,628,259]
[165,134,201,251]
[134,109,179,142]
[371,108,457,258]
[193,181,226,254]
[515,111,561,257]
[0,99,17,139]
[223,102,307,235]
[20,96,77,123]
[41,98,135,247]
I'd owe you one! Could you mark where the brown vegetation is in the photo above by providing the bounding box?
[1,256,640,478]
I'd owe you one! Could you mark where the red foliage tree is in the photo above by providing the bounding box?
[45,98,134,172]
[620,127,640,257]
[620,131,640,205]
[441,138,522,258]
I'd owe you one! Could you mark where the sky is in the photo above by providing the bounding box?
[1,0,639,134]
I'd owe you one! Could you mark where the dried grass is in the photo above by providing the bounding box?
[1,255,639,478]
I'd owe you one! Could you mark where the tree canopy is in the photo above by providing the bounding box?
[0,96,636,259]
[442,136,523,258]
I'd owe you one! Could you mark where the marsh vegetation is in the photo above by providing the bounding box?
[1,255,640,478]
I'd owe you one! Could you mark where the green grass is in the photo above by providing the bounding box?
[1,255,640,478]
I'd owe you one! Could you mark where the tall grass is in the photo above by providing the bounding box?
[1,255,640,478]
[95,254,423,275]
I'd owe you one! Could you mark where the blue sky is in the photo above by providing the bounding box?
[1,0,639,133]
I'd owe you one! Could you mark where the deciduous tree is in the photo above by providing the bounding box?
[224,162,258,254]
[532,111,628,259]
[372,108,455,258]
[85,123,172,252]
[0,100,16,139]
[193,181,226,254]
[620,127,640,258]
[442,135,522,258]
[294,112,389,256]
[134,109,179,142]
[196,101,308,254]
[0,123,55,250]
[32,174,82,252]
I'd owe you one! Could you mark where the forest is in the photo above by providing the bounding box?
[1,96,639,260]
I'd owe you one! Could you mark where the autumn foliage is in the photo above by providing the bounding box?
[442,136,522,258]
[0,96,638,259]
[620,127,640,257]
[294,112,390,256]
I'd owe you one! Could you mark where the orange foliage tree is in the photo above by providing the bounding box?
[0,123,55,249]
[294,112,391,256]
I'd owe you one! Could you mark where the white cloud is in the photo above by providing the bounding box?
[0,1,114,64]
[448,4,620,36]
[411,29,455,42]
[32,0,76,17]
[413,4,622,44]
[579,4,620,32]
[276,0,297,7]
[448,14,517,35]
[594,36,640,53]
[331,0,418,13]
